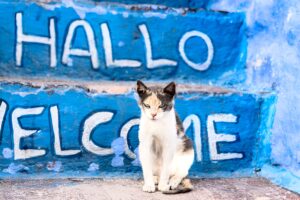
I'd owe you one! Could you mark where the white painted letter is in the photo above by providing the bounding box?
[207,114,243,161]
[62,20,99,69]
[120,118,140,159]
[179,31,213,71]
[139,24,177,68]
[183,114,202,161]
[16,12,56,67]
[82,112,114,155]
[0,101,8,138]
[101,23,141,68]
[50,106,80,156]
[12,107,46,160]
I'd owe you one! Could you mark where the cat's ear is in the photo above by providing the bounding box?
[137,80,148,97]
[163,82,176,97]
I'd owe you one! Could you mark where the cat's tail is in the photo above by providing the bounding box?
[162,178,193,195]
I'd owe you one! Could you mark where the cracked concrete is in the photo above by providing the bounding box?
[0,178,299,200]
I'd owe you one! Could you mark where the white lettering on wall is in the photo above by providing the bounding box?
[16,12,57,67]
[12,107,46,160]
[62,20,99,69]
[0,101,7,137]
[207,114,243,161]
[120,118,140,159]
[101,23,141,68]
[179,31,213,71]
[15,14,216,72]
[139,24,177,68]
[82,111,114,155]
[2,95,245,162]
[50,106,80,156]
[183,114,202,161]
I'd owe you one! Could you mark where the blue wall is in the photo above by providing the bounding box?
[208,0,300,192]
[89,0,210,9]
[1,0,298,193]
[0,1,246,85]
[0,82,271,176]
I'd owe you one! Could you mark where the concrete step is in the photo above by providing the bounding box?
[0,1,246,85]
[0,178,298,200]
[74,0,209,9]
[0,79,275,178]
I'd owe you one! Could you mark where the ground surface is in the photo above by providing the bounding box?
[0,178,299,200]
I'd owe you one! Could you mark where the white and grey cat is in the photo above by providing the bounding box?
[136,80,194,194]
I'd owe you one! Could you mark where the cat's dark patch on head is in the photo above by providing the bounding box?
[182,135,193,152]
[163,82,176,97]
[156,92,173,111]
[136,81,176,111]
[155,82,176,111]
[136,80,151,101]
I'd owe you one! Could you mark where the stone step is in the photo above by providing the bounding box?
[77,0,209,9]
[0,178,299,199]
[0,79,276,177]
[0,1,246,85]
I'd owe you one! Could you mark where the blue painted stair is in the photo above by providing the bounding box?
[0,0,276,178]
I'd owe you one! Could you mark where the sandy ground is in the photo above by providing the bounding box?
[0,177,299,200]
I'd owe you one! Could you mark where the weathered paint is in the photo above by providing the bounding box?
[208,0,300,194]
[261,165,300,194]
[2,0,296,194]
[252,95,277,168]
[91,0,190,8]
[0,82,274,177]
[89,0,210,9]
[0,1,246,85]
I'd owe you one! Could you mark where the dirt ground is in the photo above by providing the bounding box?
[0,177,299,200]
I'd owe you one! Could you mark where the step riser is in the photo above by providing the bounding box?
[0,2,246,84]
[80,0,208,8]
[0,82,274,176]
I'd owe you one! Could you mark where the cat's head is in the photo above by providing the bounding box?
[136,80,176,121]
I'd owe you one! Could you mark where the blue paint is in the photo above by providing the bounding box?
[0,0,298,195]
[261,165,300,194]
[0,81,275,177]
[88,163,99,172]
[3,163,29,174]
[46,161,62,172]
[111,137,125,167]
[189,0,210,9]
[92,0,189,8]
[209,0,300,194]
[252,94,277,168]
[2,148,13,159]
[90,0,210,9]
[0,1,246,85]
[131,147,140,166]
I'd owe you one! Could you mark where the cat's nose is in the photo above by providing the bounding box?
[151,113,157,118]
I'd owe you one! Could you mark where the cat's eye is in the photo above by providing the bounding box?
[143,103,150,108]
[159,104,166,108]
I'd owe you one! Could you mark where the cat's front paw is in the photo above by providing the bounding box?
[143,184,156,193]
[158,183,171,192]
[153,176,159,185]
[169,176,181,189]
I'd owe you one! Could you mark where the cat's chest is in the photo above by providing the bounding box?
[140,118,176,136]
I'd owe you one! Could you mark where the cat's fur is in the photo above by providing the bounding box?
[136,80,194,194]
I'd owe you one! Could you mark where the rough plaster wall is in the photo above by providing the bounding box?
[0,0,296,180]
[209,0,300,177]
[0,0,272,177]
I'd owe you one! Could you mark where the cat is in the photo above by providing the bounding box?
[136,80,194,194]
